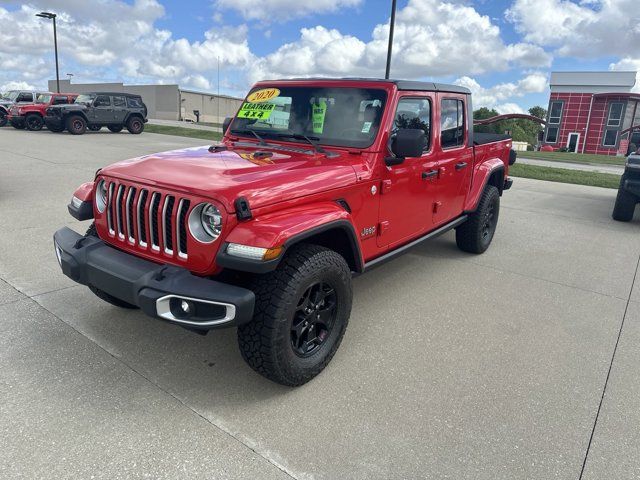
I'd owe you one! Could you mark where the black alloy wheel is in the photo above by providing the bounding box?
[291,281,338,357]
[26,114,44,131]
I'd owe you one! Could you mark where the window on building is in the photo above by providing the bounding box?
[545,126,559,143]
[606,102,624,127]
[548,101,563,124]
[394,98,431,152]
[113,96,126,107]
[602,129,618,147]
[440,98,465,148]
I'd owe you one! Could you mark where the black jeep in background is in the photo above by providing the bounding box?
[612,154,640,222]
[44,92,147,135]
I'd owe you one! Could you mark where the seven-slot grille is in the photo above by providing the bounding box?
[104,180,191,259]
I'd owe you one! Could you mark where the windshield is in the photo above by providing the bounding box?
[2,91,19,101]
[230,86,387,149]
[74,94,95,105]
[36,94,52,104]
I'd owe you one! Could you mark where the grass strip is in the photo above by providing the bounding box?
[510,163,620,189]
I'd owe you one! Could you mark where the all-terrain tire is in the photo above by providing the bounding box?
[456,185,500,254]
[84,223,138,309]
[25,113,44,131]
[126,116,144,134]
[237,244,352,386]
[66,115,87,135]
[612,174,637,222]
[108,125,123,133]
[0,112,7,127]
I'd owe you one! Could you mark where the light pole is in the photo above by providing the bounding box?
[36,12,60,93]
[385,0,397,79]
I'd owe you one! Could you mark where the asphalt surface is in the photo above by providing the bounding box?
[1,127,639,480]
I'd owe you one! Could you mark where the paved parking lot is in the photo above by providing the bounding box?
[1,127,639,479]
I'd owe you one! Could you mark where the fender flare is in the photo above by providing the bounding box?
[463,158,506,212]
[123,112,144,124]
[216,201,363,274]
[62,110,88,123]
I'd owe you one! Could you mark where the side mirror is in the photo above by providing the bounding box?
[222,116,232,135]
[386,129,425,166]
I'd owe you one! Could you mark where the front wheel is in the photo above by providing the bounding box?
[66,115,87,135]
[238,244,352,386]
[456,185,500,254]
[612,175,637,222]
[0,112,7,127]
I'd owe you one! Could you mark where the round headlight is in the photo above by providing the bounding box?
[188,203,223,243]
[95,179,108,213]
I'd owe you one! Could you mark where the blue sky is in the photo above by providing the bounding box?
[0,0,637,113]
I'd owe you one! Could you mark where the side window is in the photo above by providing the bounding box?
[393,97,431,152]
[440,98,465,149]
[17,92,33,102]
[53,96,68,105]
[127,97,143,108]
[113,96,126,107]
[94,95,110,107]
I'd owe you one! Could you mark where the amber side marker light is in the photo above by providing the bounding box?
[226,243,283,261]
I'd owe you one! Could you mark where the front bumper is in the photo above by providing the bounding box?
[622,176,640,197]
[44,116,63,129]
[53,227,255,330]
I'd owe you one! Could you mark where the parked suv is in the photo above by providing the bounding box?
[1,90,50,127]
[8,92,78,131]
[54,78,514,385]
[612,154,640,221]
[44,92,147,134]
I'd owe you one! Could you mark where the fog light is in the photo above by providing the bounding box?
[181,300,191,314]
[169,297,195,319]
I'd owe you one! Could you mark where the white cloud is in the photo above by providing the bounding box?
[610,58,640,93]
[216,0,363,22]
[250,0,550,83]
[1,81,36,92]
[454,73,548,111]
[506,0,640,58]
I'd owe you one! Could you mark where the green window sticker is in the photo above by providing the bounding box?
[238,102,276,120]
[312,100,327,134]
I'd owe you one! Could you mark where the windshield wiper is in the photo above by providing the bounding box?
[272,133,326,154]
[231,129,267,146]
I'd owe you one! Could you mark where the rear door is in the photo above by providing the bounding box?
[433,95,473,226]
[112,95,128,123]
[377,94,438,247]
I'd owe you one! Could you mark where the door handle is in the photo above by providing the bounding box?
[422,170,438,180]
[455,162,468,170]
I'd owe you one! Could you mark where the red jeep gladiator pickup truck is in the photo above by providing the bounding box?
[8,92,78,131]
[54,78,515,386]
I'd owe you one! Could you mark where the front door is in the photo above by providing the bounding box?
[92,95,113,123]
[378,95,438,247]
[567,133,580,153]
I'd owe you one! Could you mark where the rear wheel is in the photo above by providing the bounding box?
[66,115,87,135]
[108,125,123,133]
[612,175,637,222]
[25,113,44,131]
[456,185,500,254]
[126,116,144,134]
[237,244,352,386]
[84,223,138,309]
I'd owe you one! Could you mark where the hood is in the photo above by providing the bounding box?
[100,144,358,212]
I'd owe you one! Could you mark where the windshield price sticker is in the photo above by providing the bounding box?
[247,88,280,103]
[238,102,276,119]
[312,100,327,134]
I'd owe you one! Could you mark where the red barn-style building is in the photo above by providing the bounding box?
[542,71,640,156]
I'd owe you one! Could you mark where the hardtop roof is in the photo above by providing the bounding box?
[262,77,471,95]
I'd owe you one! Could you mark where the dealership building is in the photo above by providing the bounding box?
[541,71,640,155]
[48,79,243,124]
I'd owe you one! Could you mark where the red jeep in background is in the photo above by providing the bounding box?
[8,92,78,131]
[54,78,515,386]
